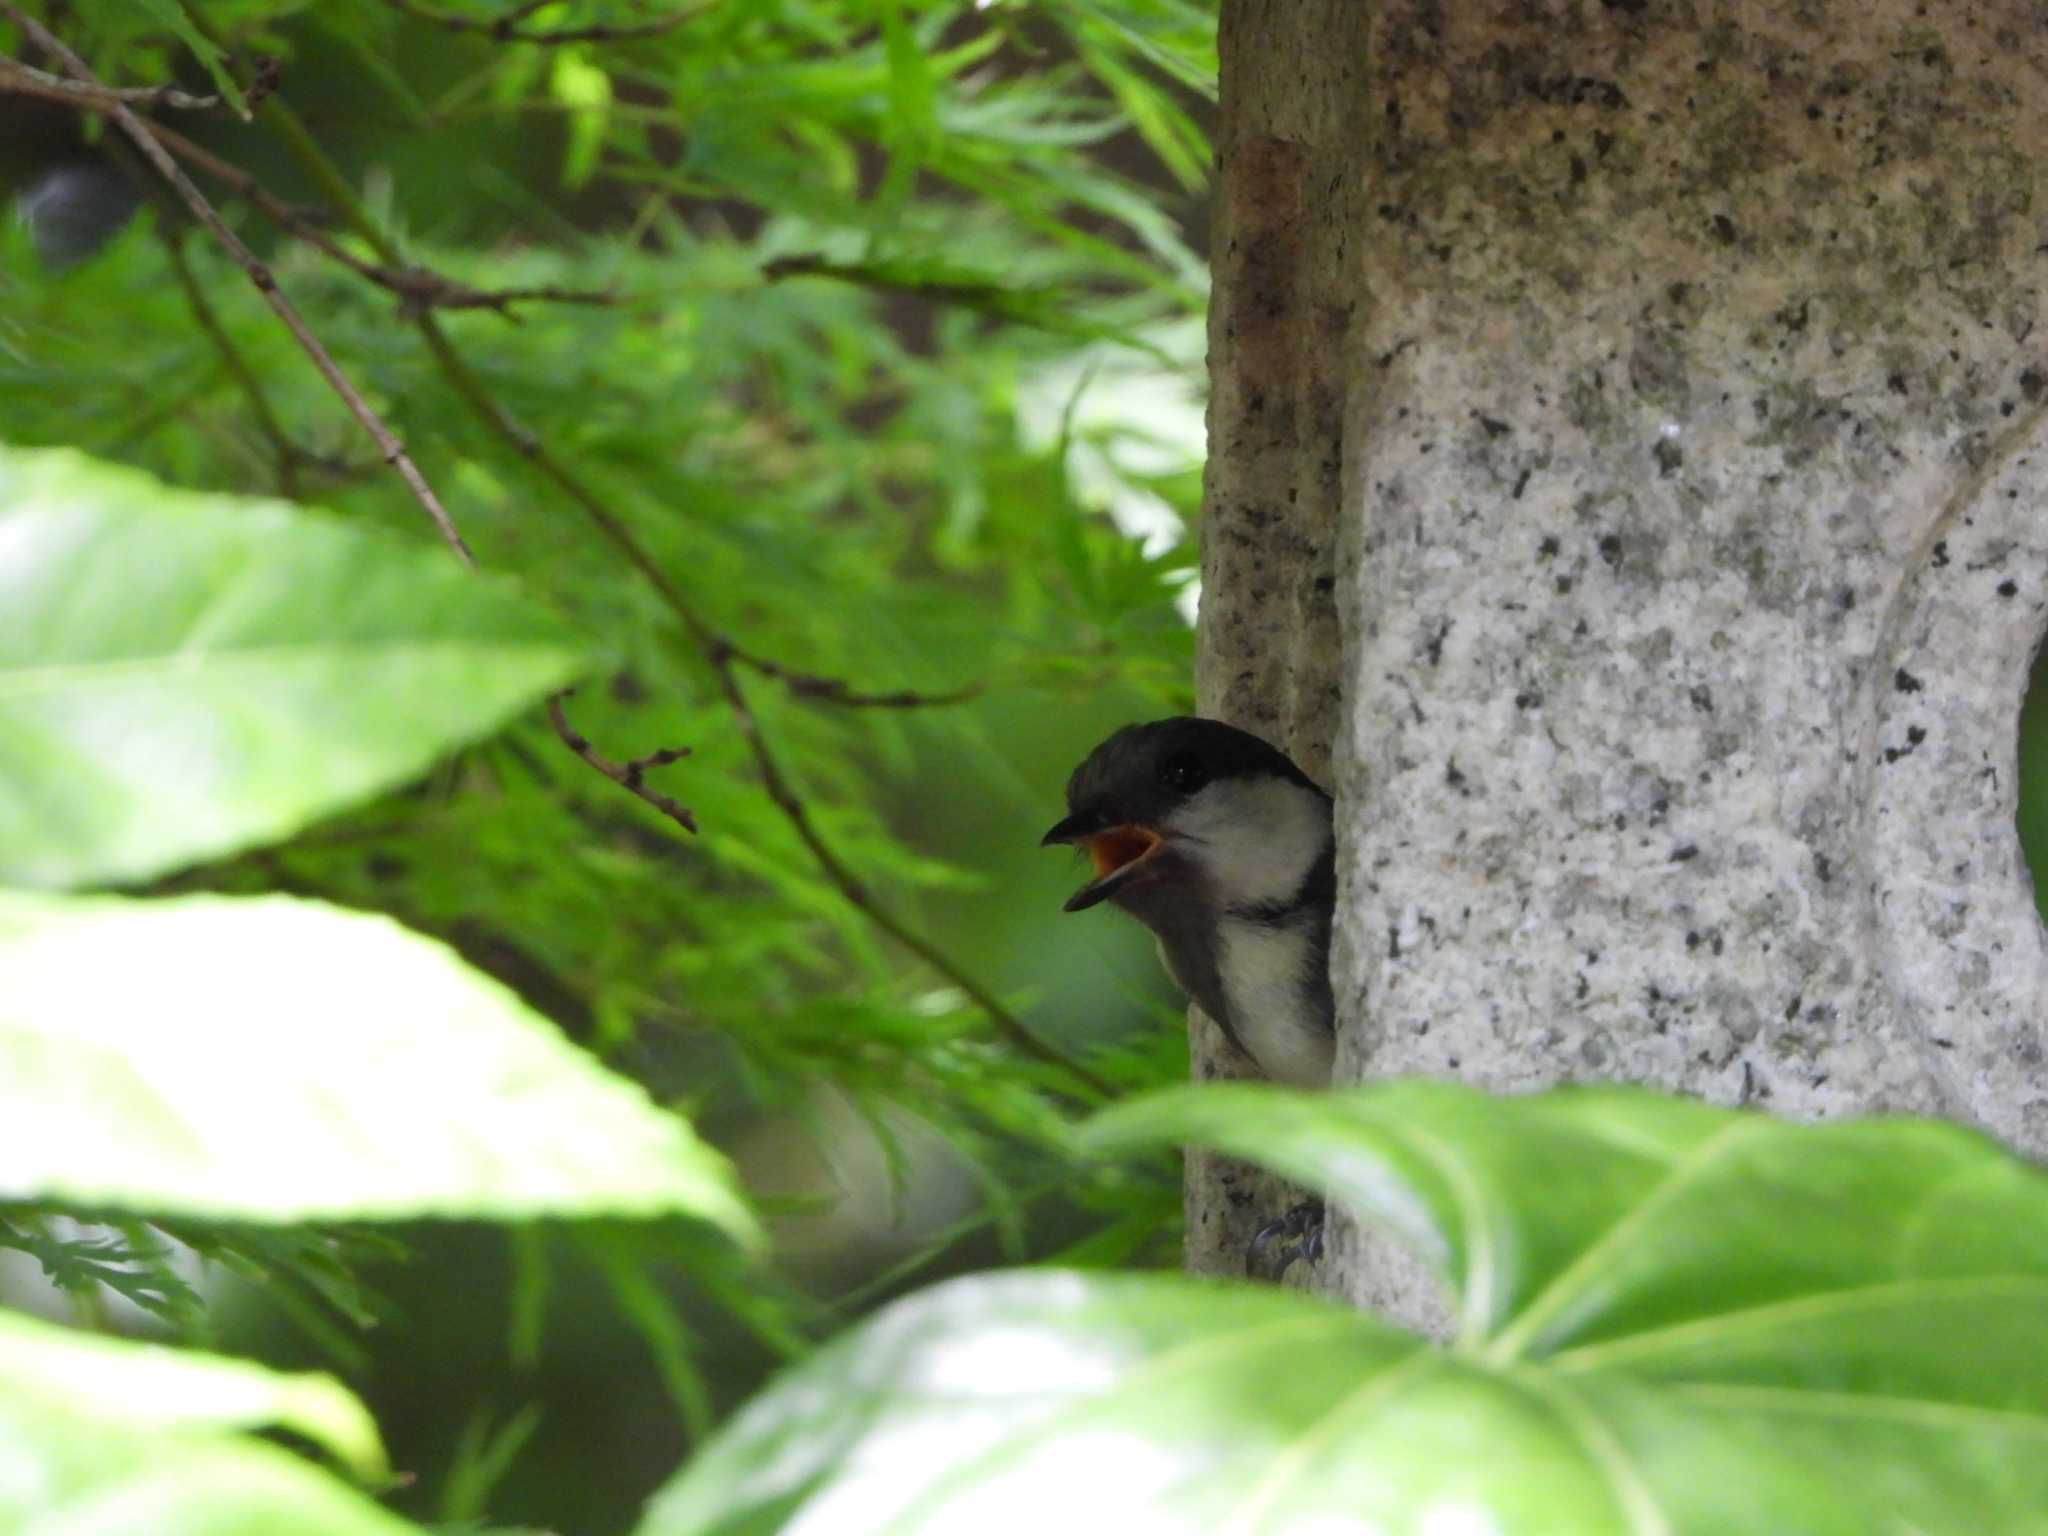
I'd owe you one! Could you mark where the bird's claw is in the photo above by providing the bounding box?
[1246,1198,1325,1281]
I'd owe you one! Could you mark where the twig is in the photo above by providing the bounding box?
[266,105,1106,1090]
[242,53,285,112]
[547,691,697,834]
[137,116,618,318]
[761,253,1028,309]
[492,0,563,25]
[0,53,219,111]
[760,253,1178,359]
[707,636,980,710]
[437,367,1106,1090]
[159,223,303,499]
[155,159,951,702]
[0,4,476,568]
[157,144,953,690]
[375,0,707,45]
[391,280,618,316]
[398,256,1106,1093]
[36,13,1102,1097]
[0,72,612,319]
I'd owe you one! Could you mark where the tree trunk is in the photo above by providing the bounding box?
[1197,0,2048,1324]
[1188,0,1364,1278]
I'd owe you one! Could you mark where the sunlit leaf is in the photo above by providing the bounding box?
[0,1307,416,1536]
[0,1394,419,1536]
[0,5,1215,1515]
[0,1307,385,1478]
[0,891,760,1239]
[0,445,588,890]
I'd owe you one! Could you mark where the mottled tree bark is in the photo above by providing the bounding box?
[1189,0,1364,1278]
[1196,0,2048,1326]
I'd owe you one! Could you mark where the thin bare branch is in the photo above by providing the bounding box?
[0,4,476,567]
[241,53,285,112]
[707,636,981,710]
[405,296,1107,1095]
[134,117,620,317]
[547,691,697,835]
[239,105,1097,1080]
[0,66,615,321]
[494,0,560,25]
[17,10,1094,1096]
[0,53,219,111]
[375,0,707,45]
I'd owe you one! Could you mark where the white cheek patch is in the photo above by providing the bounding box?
[1165,776,1330,909]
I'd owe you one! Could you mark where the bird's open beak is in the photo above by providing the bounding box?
[1041,813,1166,912]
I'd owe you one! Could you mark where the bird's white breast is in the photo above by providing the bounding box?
[1213,918,1333,1088]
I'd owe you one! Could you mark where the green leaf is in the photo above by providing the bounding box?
[0,891,760,1240]
[0,445,587,890]
[549,50,612,190]
[0,1307,417,1535]
[0,1395,420,1536]
[640,1083,2048,1534]
[0,1306,385,1478]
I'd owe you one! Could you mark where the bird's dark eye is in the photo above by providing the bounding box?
[1157,751,1207,794]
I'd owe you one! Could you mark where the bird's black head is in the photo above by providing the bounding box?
[1041,717,1327,914]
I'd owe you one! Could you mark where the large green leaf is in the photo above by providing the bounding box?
[0,1399,421,1536]
[639,1082,2048,1534]
[0,892,759,1239]
[0,445,587,890]
[0,1308,416,1536]
[0,1307,384,1478]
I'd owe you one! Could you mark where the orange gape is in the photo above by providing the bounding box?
[1087,825,1161,878]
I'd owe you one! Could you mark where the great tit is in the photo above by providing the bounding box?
[1043,716,1336,1090]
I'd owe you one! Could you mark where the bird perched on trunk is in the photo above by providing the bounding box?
[1042,717,1336,1089]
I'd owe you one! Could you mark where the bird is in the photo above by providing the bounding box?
[1042,716,1336,1090]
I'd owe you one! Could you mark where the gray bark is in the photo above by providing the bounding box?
[1189,0,1363,1278]
[1196,0,2048,1323]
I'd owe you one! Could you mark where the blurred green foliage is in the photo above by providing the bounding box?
[0,0,1213,1529]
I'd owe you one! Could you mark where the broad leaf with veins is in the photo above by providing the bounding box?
[639,1081,2048,1535]
[0,1308,417,1535]
[0,444,586,890]
[0,891,759,1238]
